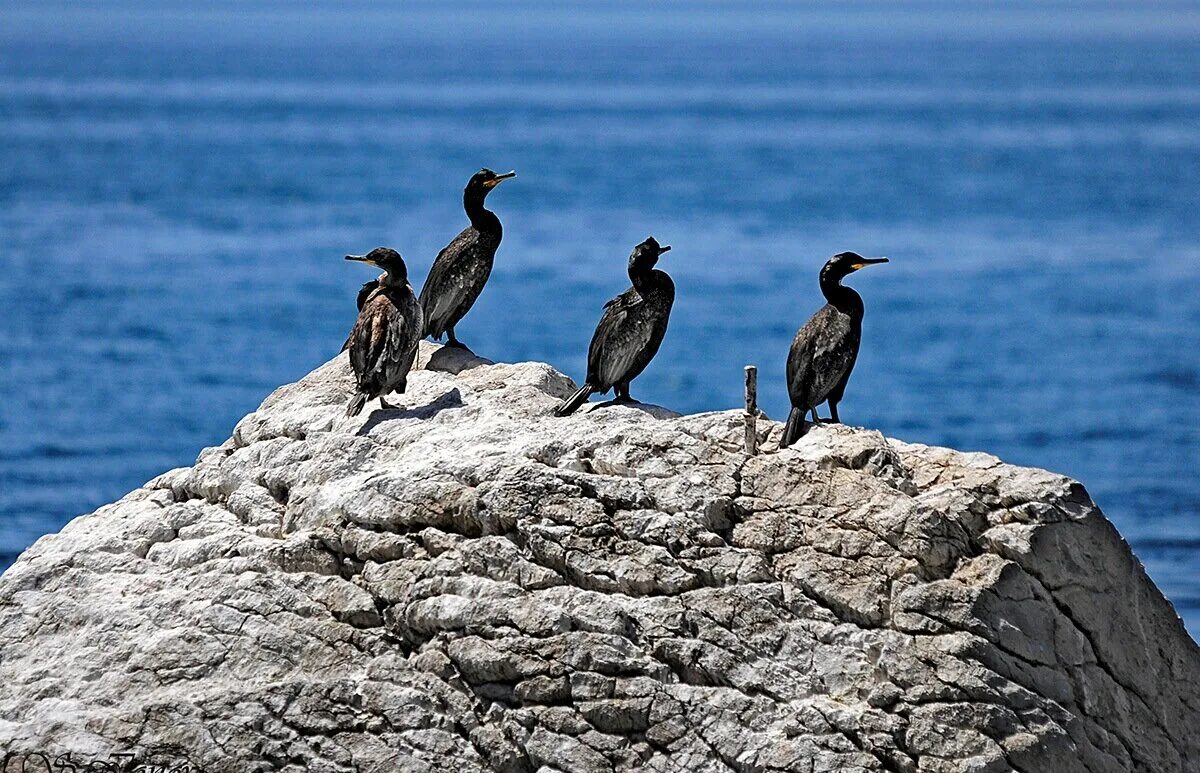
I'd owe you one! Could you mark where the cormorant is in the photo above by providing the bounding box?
[343,247,424,417]
[780,252,888,447]
[418,168,515,349]
[555,237,675,416]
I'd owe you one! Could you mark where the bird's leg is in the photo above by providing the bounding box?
[827,401,840,424]
[808,408,821,424]
[445,327,467,350]
[380,396,398,410]
[614,383,636,404]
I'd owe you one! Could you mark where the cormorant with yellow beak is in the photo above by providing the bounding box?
[343,247,423,417]
[418,168,515,349]
[555,237,675,416]
[780,252,888,447]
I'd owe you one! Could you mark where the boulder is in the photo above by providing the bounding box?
[1,343,1196,772]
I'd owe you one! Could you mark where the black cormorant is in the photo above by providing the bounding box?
[418,168,515,349]
[343,247,424,417]
[555,237,675,416]
[780,252,888,447]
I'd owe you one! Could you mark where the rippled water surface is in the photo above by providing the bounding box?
[1,2,1198,636]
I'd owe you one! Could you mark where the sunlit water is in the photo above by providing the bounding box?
[1,2,1198,637]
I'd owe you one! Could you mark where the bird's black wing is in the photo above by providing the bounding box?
[787,304,857,409]
[586,289,656,390]
[379,290,422,392]
[419,228,493,337]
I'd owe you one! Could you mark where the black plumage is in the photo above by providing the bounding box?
[555,237,675,416]
[343,248,424,417]
[418,168,515,349]
[780,252,888,447]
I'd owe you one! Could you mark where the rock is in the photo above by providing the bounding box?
[1,342,1196,773]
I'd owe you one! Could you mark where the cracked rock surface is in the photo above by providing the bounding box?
[2,343,1197,772]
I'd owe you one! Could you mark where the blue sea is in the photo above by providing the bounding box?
[1,2,1198,636]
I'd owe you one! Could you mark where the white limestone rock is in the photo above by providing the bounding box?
[1,342,1196,772]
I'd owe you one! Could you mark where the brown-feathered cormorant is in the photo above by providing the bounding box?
[418,168,515,349]
[780,252,887,447]
[343,247,424,417]
[555,237,675,416]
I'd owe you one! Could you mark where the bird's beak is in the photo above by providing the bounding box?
[851,257,888,270]
[484,170,516,188]
[345,254,375,266]
[658,245,672,254]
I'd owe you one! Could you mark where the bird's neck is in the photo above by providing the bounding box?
[379,269,407,289]
[464,191,501,235]
[821,276,863,316]
[630,266,665,294]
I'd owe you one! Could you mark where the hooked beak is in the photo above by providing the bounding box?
[345,254,375,266]
[851,257,888,270]
[484,170,516,188]
[658,245,672,254]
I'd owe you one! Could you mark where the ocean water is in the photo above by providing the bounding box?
[1,2,1198,637]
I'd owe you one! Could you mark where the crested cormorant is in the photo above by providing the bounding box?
[555,237,675,416]
[780,252,887,447]
[343,247,424,417]
[418,168,515,349]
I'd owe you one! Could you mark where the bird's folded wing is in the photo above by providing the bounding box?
[347,315,371,376]
[350,301,391,375]
[604,292,643,310]
[588,295,655,386]
[424,279,465,328]
[383,305,418,369]
[789,309,855,404]
[420,239,474,326]
[356,279,381,311]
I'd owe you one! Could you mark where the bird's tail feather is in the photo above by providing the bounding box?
[345,392,369,417]
[554,384,594,417]
[421,311,441,340]
[780,406,809,448]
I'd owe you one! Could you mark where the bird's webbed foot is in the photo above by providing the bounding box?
[614,385,637,404]
[442,327,471,351]
[379,397,400,410]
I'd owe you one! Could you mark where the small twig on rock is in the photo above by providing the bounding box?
[744,365,758,456]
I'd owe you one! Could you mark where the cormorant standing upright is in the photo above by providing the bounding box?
[419,168,515,349]
[343,247,424,417]
[780,252,887,447]
[555,237,675,416]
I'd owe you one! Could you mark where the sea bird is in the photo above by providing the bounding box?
[780,252,888,447]
[343,247,424,417]
[555,237,675,416]
[418,168,515,349]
